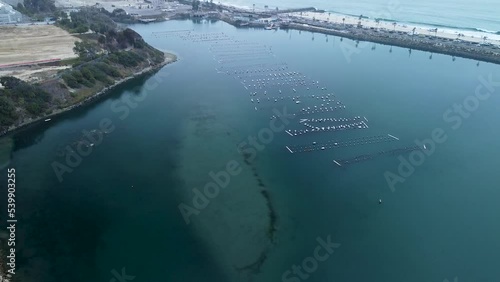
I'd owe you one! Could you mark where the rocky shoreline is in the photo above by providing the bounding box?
[211,6,500,65]
[0,53,177,138]
[285,21,500,64]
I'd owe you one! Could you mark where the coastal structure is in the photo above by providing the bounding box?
[178,2,500,65]
[0,0,21,24]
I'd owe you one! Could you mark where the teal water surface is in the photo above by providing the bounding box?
[1,19,500,282]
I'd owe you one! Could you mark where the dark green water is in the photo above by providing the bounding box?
[1,19,500,282]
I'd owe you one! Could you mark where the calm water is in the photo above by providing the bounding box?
[221,0,500,33]
[1,19,500,282]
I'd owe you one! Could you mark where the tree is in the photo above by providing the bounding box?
[192,0,200,11]
[392,22,397,31]
[22,0,56,14]
[342,18,345,26]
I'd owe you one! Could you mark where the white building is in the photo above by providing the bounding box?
[0,1,22,24]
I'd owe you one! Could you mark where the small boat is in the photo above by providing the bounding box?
[44,118,51,122]
[265,23,276,30]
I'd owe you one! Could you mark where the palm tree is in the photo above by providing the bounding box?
[359,14,363,21]
[412,27,416,36]
[392,22,397,31]
[483,36,488,43]
[252,3,255,12]
[342,18,345,27]
[434,28,438,37]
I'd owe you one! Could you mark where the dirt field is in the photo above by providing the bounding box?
[0,24,79,66]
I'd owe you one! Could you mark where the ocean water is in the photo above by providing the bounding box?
[1,19,500,282]
[220,0,500,33]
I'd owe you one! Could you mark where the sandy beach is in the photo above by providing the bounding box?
[285,11,500,46]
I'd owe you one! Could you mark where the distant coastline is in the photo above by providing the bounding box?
[218,0,500,36]
[211,5,500,65]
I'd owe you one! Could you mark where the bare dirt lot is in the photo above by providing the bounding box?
[0,24,79,66]
[0,24,79,81]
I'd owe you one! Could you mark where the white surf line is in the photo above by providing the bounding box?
[387,134,400,141]
[361,121,369,128]
[364,116,368,122]
[333,160,342,167]
[285,130,293,136]
[286,146,294,154]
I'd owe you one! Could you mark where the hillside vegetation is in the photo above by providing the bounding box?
[0,7,171,134]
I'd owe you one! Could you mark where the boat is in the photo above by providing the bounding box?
[44,118,51,122]
[264,23,278,30]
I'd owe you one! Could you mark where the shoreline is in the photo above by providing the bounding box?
[218,1,500,36]
[214,7,500,65]
[0,53,177,138]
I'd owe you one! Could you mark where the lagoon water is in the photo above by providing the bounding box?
[2,19,500,282]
